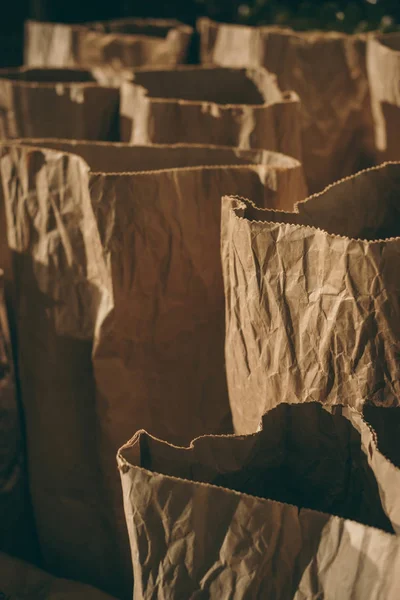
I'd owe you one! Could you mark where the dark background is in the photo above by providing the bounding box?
[2,0,400,66]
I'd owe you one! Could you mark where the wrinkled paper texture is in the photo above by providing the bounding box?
[118,401,400,600]
[349,404,400,534]
[0,144,118,595]
[0,141,306,598]
[367,34,400,162]
[198,18,372,192]
[222,163,400,434]
[24,19,193,69]
[0,67,119,140]
[119,66,302,161]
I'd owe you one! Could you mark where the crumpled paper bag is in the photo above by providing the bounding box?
[118,401,400,600]
[198,18,372,192]
[222,162,400,435]
[0,67,119,140]
[367,34,400,162]
[0,143,116,595]
[349,403,400,535]
[0,140,306,598]
[15,139,306,202]
[24,18,193,70]
[0,270,37,561]
[0,552,117,600]
[119,66,302,161]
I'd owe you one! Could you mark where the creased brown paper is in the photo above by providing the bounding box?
[348,403,400,535]
[0,270,37,561]
[24,19,193,70]
[0,552,117,600]
[0,140,306,598]
[0,67,119,140]
[367,34,400,162]
[118,401,400,600]
[198,18,372,192]
[222,163,400,435]
[15,139,306,200]
[0,143,117,595]
[119,66,302,161]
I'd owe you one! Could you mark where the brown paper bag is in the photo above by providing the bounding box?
[118,401,400,600]
[24,19,193,70]
[198,18,371,192]
[15,139,306,198]
[0,67,119,140]
[222,163,400,435]
[24,22,83,68]
[0,552,117,600]
[119,66,302,161]
[367,34,400,162]
[0,270,37,561]
[0,143,117,595]
[348,404,400,535]
[0,140,306,597]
